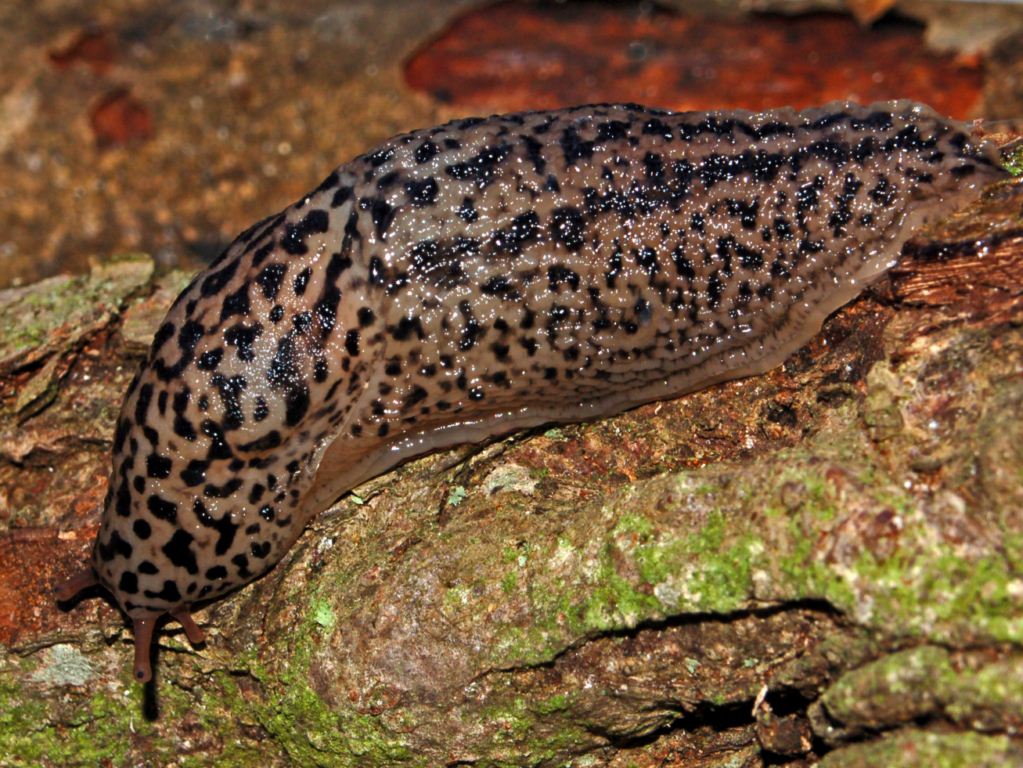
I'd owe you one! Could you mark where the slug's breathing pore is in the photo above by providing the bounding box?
[57,101,1008,682]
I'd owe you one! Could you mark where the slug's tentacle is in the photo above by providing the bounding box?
[58,568,203,684]
[55,566,98,602]
[170,611,206,645]
[132,616,157,683]
[57,100,1010,683]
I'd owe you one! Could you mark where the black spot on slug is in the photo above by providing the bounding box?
[162,530,199,575]
[147,495,178,523]
[415,140,439,164]
[256,263,287,300]
[118,572,138,594]
[405,177,439,206]
[145,454,172,479]
[550,206,585,251]
[345,329,360,356]
[144,580,182,603]
[200,258,240,298]
[220,283,250,321]
[281,209,329,255]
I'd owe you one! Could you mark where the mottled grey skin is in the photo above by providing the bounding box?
[60,101,1007,681]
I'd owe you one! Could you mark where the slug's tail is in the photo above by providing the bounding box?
[971,117,1023,137]
[970,118,1023,152]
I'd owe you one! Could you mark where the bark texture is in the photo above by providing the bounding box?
[1,176,1022,765]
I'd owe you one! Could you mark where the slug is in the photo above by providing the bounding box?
[57,100,1008,682]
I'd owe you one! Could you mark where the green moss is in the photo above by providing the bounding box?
[0,666,197,767]
[443,584,472,610]
[1002,143,1023,177]
[1,276,91,357]
[613,512,656,539]
[855,545,1023,643]
[0,680,149,766]
[488,503,762,669]
[501,542,531,565]
[819,729,1017,768]
[155,681,278,768]
[1005,532,1023,575]
[0,649,292,768]
[224,588,419,766]
[821,646,948,720]
[476,693,594,761]
[823,645,1023,737]
[485,696,533,741]
[583,541,663,629]
[775,511,857,612]
[264,681,414,765]
[311,598,337,630]
[625,507,757,614]
[678,512,756,613]
[491,622,563,665]
[945,657,1023,724]
[802,474,839,521]
[632,539,677,586]
[160,437,1021,764]
[0,254,153,362]
[533,692,571,715]
[485,449,1023,686]
[755,457,1023,639]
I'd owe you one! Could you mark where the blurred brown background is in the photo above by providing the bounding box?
[1,0,1021,289]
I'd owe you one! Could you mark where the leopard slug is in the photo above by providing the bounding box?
[56,100,1008,682]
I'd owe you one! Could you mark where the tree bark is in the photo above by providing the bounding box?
[1,178,1022,765]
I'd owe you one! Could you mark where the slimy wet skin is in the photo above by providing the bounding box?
[57,100,1008,682]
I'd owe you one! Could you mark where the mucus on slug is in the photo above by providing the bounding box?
[56,99,1010,683]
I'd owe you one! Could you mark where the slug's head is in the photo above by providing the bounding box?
[55,378,215,684]
[59,327,308,680]
[56,248,329,682]
[55,390,216,684]
[55,184,352,682]
[56,188,347,681]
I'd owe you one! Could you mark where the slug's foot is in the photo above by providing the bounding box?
[132,611,206,683]
[55,567,98,602]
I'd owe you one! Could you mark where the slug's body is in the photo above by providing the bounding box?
[58,101,1007,681]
